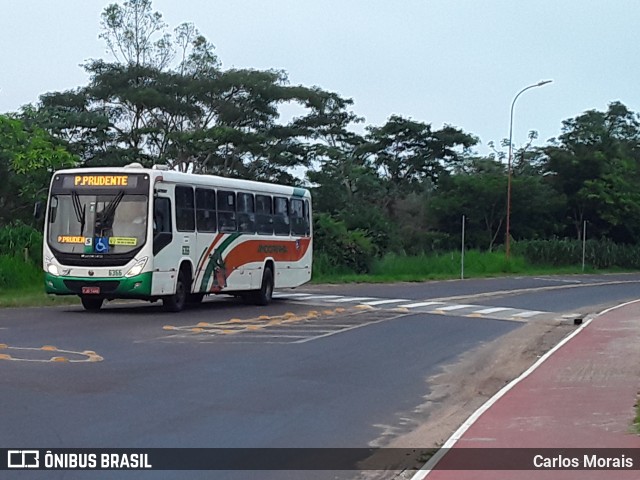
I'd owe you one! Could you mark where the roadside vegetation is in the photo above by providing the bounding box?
[2,0,640,305]
[0,221,636,307]
[635,396,640,435]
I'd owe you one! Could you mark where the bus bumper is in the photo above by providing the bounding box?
[44,272,153,298]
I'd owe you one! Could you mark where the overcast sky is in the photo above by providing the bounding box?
[1,0,639,155]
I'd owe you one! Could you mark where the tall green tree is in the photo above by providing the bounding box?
[26,0,348,183]
[363,115,477,216]
[429,157,507,251]
[542,101,640,241]
[0,115,75,225]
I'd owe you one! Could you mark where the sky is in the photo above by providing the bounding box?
[1,0,639,155]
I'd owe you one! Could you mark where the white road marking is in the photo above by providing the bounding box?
[271,293,551,322]
[473,307,512,314]
[511,310,546,318]
[273,293,313,298]
[399,301,445,308]
[299,295,344,300]
[437,304,475,311]
[361,299,409,306]
[328,297,375,303]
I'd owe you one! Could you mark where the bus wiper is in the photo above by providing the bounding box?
[96,191,124,235]
[71,191,86,235]
[103,191,124,224]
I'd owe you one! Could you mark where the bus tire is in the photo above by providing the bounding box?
[81,297,104,311]
[163,270,188,312]
[187,293,205,305]
[252,266,274,306]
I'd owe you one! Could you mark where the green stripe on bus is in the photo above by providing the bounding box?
[199,233,241,292]
[292,187,306,197]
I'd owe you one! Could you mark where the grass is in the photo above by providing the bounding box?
[0,249,635,307]
[0,255,78,308]
[635,396,640,435]
[0,287,79,308]
[311,250,605,284]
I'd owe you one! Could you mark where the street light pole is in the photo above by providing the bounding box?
[505,79,552,259]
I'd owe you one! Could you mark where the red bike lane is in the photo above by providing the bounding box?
[415,300,640,480]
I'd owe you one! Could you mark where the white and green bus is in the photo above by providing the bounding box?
[43,164,312,311]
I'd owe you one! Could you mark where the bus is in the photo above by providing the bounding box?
[42,164,312,311]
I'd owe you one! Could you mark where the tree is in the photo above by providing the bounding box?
[26,0,350,182]
[429,157,507,251]
[0,115,76,224]
[99,0,173,69]
[542,101,640,241]
[363,115,477,216]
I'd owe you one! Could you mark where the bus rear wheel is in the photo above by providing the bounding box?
[251,266,274,306]
[81,297,104,311]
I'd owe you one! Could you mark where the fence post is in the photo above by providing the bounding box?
[461,215,465,280]
[581,221,587,272]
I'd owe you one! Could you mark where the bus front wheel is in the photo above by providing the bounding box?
[163,271,188,312]
[81,297,104,311]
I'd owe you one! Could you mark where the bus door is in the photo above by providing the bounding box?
[150,184,198,296]
[150,191,175,296]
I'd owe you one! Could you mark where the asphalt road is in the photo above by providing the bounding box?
[2,273,640,479]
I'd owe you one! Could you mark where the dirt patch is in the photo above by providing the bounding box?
[351,317,578,479]
[376,316,577,450]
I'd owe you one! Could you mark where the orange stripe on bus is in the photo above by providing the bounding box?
[223,238,311,272]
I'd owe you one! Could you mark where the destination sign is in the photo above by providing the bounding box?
[58,235,85,244]
[74,175,129,187]
[56,174,147,192]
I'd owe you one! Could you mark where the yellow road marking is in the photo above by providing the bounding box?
[354,304,374,310]
[163,305,379,339]
[0,345,103,363]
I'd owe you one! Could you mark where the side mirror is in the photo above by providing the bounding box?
[33,201,44,220]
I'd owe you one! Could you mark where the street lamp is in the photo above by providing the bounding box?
[505,79,552,259]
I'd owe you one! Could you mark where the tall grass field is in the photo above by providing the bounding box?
[311,249,589,283]
[0,222,637,304]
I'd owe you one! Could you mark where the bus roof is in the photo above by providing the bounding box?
[52,165,311,198]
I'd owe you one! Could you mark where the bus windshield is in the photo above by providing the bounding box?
[48,193,148,255]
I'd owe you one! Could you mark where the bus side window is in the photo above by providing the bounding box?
[153,197,172,255]
[196,188,217,232]
[217,190,236,232]
[256,195,273,235]
[175,186,195,232]
[290,198,306,236]
[237,192,255,233]
[273,197,290,236]
[304,199,311,236]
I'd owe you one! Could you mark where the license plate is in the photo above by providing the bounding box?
[82,286,100,294]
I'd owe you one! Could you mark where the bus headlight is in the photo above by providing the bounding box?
[125,257,148,277]
[47,264,60,276]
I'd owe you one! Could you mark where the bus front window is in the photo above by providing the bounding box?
[48,193,148,255]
